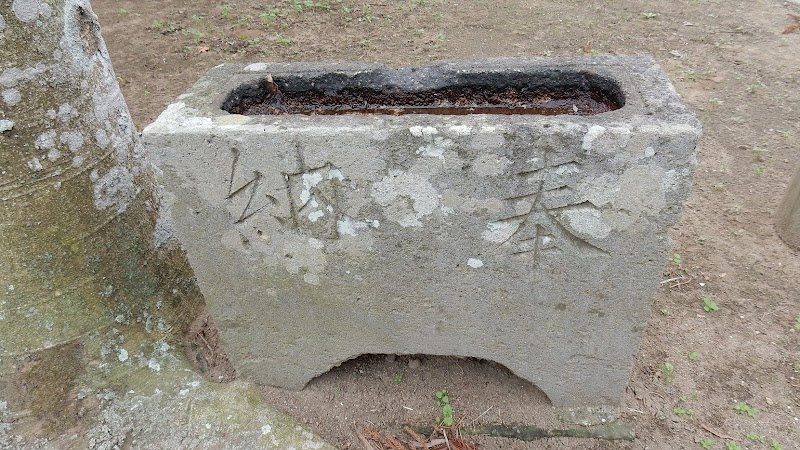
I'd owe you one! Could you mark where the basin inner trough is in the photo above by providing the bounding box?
[143,57,700,410]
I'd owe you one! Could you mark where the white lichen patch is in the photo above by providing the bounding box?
[245,63,270,72]
[300,172,324,204]
[93,166,137,213]
[558,206,611,240]
[447,125,473,136]
[95,129,110,148]
[0,64,46,88]
[472,153,511,177]
[411,125,452,162]
[57,103,78,122]
[60,130,84,152]
[46,148,61,161]
[482,219,521,243]
[0,14,6,34]
[12,0,41,23]
[371,170,440,228]
[261,424,273,434]
[147,359,161,372]
[582,125,606,151]
[118,348,129,362]
[2,89,20,106]
[336,216,370,236]
[307,210,324,222]
[0,119,13,133]
[466,258,484,268]
[27,157,43,171]
[416,137,453,162]
[409,125,438,138]
[35,130,56,149]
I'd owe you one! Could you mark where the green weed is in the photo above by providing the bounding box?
[688,352,699,361]
[273,34,291,46]
[220,3,232,18]
[745,432,765,443]
[434,32,445,48]
[700,438,713,449]
[703,297,719,312]
[734,402,758,417]
[725,441,741,450]
[672,253,683,267]
[434,388,454,426]
[661,362,674,384]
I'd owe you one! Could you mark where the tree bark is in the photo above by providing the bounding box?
[0,0,202,434]
[776,164,800,250]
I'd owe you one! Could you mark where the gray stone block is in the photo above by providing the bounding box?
[143,56,700,408]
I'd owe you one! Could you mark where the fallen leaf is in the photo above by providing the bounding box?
[784,13,800,34]
[198,46,210,53]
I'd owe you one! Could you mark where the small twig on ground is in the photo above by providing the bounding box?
[660,276,685,284]
[783,13,800,34]
[442,428,452,450]
[470,406,493,425]
[701,423,734,440]
[669,278,691,290]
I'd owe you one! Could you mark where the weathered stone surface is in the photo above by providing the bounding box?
[143,57,700,408]
[776,163,800,250]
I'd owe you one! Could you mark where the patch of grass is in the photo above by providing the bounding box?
[771,440,783,450]
[434,32,445,48]
[673,407,694,416]
[672,252,683,268]
[183,28,205,42]
[273,34,291,46]
[688,351,699,361]
[703,297,719,312]
[394,374,403,382]
[434,388,454,426]
[260,9,279,27]
[793,315,800,332]
[725,441,741,450]
[219,2,232,19]
[660,362,674,384]
[641,11,658,19]
[151,20,181,34]
[745,432,765,443]
[734,402,758,417]
[699,438,713,449]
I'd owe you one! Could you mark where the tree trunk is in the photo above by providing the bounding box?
[0,0,202,434]
[776,164,800,250]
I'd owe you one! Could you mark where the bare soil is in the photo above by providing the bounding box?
[92,0,800,448]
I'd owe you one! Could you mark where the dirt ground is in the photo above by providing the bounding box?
[91,0,800,448]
